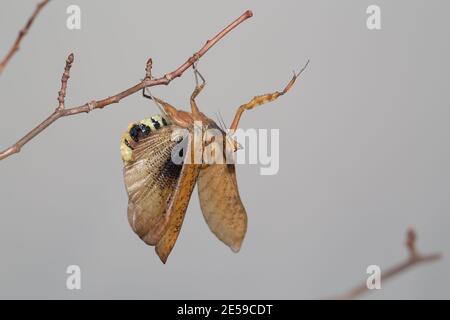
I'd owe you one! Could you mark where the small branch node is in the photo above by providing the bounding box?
[145,58,153,79]
[87,100,97,112]
[193,53,201,63]
[406,227,418,259]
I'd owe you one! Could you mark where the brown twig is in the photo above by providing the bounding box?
[331,228,442,300]
[57,53,74,110]
[0,10,253,160]
[0,0,50,75]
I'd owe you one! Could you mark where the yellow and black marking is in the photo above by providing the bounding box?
[120,115,170,162]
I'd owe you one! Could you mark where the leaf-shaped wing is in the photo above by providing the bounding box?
[197,164,248,252]
[124,125,186,245]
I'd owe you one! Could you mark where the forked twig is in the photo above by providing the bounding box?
[0,0,50,75]
[331,228,442,300]
[0,10,253,160]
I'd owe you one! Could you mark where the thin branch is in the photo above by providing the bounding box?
[331,228,442,300]
[0,10,253,161]
[0,0,50,75]
[57,53,74,110]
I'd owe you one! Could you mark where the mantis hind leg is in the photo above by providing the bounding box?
[229,60,309,132]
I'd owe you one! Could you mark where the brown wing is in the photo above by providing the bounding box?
[197,164,248,252]
[124,125,186,245]
[156,162,200,263]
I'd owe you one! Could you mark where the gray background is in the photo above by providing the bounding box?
[0,0,449,299]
